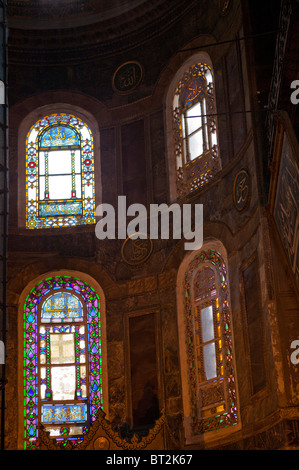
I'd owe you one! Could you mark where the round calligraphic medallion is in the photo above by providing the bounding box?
[112,61,143,95]
[93,437,110,450]
[121,233,153,266]
[219,0,232,16]
[233,169,251,211]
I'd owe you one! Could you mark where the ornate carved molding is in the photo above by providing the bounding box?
[38,407,179,450]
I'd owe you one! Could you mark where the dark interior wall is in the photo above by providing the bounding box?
[121,120,147,207]
[129,313,159,427]
[242,255,267,395]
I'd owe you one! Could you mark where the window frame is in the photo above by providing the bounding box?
[191,264,228,421]
[37,289,90,438]
[173,62,220,196]
[180,248,239,438]
[165,52,221,201]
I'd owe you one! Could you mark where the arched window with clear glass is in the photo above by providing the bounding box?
[173,62,221,196]
[23,276,103,449]
[25,113,95,229]
[183,249,238,435]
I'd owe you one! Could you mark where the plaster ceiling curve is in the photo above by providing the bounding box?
[7,0,185,30]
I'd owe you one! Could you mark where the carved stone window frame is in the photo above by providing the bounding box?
[176,240,241,445]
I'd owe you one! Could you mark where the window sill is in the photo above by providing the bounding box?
[9,223,96,237]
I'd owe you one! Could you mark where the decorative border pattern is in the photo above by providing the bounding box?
[39,408,169,450]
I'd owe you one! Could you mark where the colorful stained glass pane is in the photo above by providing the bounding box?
[180,76,206,108]
[40,126,80,148]
[184,250,238,434]
[39,201,83,217]
[23,276,102,450]
[41,404,87,424]
[25,113,96,229]
[173,62,221,196]
[41,291,83,322]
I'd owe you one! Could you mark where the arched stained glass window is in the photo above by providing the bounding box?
[23,276,102,449]
[26,113,95,229]
[183,249,238,435]
[173,62,221,196]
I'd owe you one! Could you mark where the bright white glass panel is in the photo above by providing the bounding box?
[182,113,186,137]
[46,427,61,437]
[39,150,81,176]
[200,305,214,343]
[69,426,84,436]
[203,342,217,380]
[40,175,76,200]
[28,128,38,144]
[204,124,209,150]
[188,130,203,160]
[27,185,37,202]
[48,175,72,199]
[80,125,91,142]
[202,98,207,119]
[40,384,46,400]
[75,174,82,198]
[80,366,87,397]
[48,150,72,175]
[74,150,81,173]
[173,94,179,109]
[39,175,45,200]
[211,130,218,147]
[186,102,202,135]
[51,365,76,400]
[50,333,75,364]
[83,182,92,200]
[40,367,46,399]
[205,70,212,85]
[39,152,45,175]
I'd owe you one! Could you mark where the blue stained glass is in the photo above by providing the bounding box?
[39,201,83,217]
[92,380,99,392]
[28,424,35,437]
[27,387,35,398]
[88,306,97,317]
[181,76,206,108]
[40,126,80,148]
[27,313,35,324]
[41,292,83,322]
[41,404,87,424]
